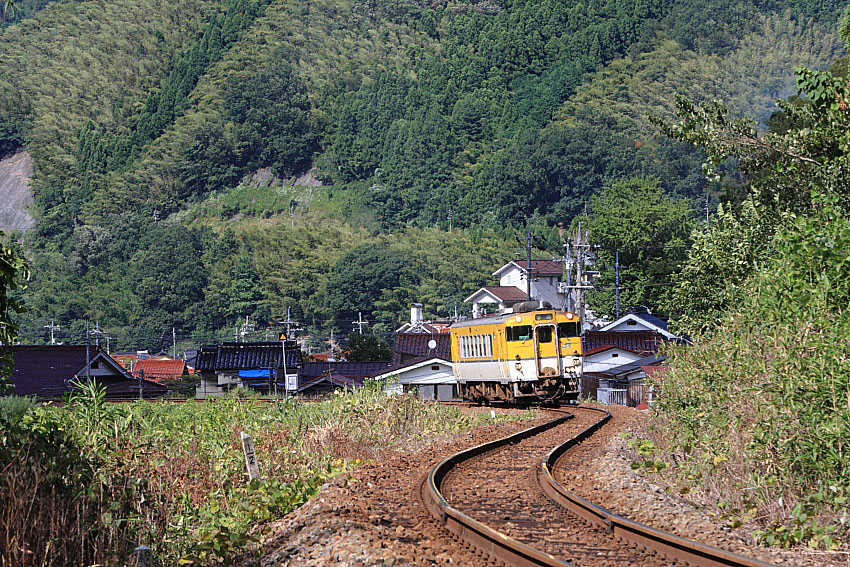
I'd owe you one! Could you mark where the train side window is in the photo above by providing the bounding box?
[461,336,468,358]
[507,325,532,341]
[486,335,492,357]
[537,326,553,343]
[558,322,581,339]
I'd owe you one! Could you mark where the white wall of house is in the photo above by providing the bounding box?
[377,359,455,400]
[583,348,645,374]
[598,314,677,339]
[497,265,566,309]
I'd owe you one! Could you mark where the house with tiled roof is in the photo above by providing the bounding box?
[370,304,456,400]
[465,259,569,317]
[2,345,167,400]
[194,341,302,398]
[296,361,391,398]
[585,354,667,408]
[582,330,667,355]
[372,356,456,400]
[129,358,189,383]
[582,345,647,374]
[595,308,680,341]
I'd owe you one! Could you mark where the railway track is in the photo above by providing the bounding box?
[421,406,776,567]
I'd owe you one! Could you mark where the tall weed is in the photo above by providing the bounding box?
[654,212,850,548]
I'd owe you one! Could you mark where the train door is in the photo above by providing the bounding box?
[533,324,561,377]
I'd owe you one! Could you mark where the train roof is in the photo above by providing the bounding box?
[450,309,575,329]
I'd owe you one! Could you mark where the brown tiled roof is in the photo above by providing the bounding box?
[496,260,564,276]
[582,331,665,355]
[391,333,452,365]
[481,286,528,301]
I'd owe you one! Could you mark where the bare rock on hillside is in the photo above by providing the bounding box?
[0,151,36,234]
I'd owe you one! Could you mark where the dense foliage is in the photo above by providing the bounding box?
[0,232,27,392]
[581,177,696,319]
[650,9,850,547]
[0,0,844,344]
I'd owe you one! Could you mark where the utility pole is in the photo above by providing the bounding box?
[705,195,710,224]
[615,249,621,320]
[173,328,177,359]
[85,320,91,381]
[351,312,368,334]
[516,227,538,300]
[329,329,338,361]
[44,320,60,345]
[447,206,453,232]
[562,222,595,328]
[139,367,144,400]
[279,307,303,340]
[92,321,103,348]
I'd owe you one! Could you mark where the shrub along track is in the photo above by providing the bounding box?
[426,406,777,567]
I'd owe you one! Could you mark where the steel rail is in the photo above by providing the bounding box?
[540,406,777,567]
[422,409,578,567]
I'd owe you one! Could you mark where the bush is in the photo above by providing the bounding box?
[654,209,850,547]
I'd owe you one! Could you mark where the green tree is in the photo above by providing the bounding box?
[324,243,418,329]
[583,177,696,319]
[344,332,391,361]
[129,224,206,336]
[658,12,850,335]
[0,233,28,392]
[223,57,317,179]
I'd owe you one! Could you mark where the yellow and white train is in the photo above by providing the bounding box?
[449,303,582,403]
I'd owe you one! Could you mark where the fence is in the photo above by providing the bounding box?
[597,387,627,406]
[581,374,648,407]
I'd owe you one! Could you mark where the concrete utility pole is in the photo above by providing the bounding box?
[44,320,60,345]
[351,312,368,334]
[516,227,538,300]
[615,249,621,320]
[279,307,303,340]
[562,222,595,328]
[85,320,91,380]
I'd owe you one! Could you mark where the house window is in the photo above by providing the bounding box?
[612,353,619,358]
[91,360,99,369]
[627,319,637,325]
[431,365,440,371]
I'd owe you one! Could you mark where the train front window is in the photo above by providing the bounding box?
[537,326,553,343]
[507,325,532,341]
[558,322,581,338]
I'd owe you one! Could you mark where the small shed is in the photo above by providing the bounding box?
[371,356,456,401]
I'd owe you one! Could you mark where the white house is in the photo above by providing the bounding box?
[596,310,679,340]
[372,357,456,401]
[465,259,568,317]
[582,345,647,374]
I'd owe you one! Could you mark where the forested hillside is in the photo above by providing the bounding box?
[0,0,846,348]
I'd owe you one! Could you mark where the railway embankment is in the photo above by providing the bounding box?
[238,405,846,567]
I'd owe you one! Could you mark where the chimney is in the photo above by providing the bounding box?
[410,303,423,325]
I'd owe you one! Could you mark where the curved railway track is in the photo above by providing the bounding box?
[421,406,776,567]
